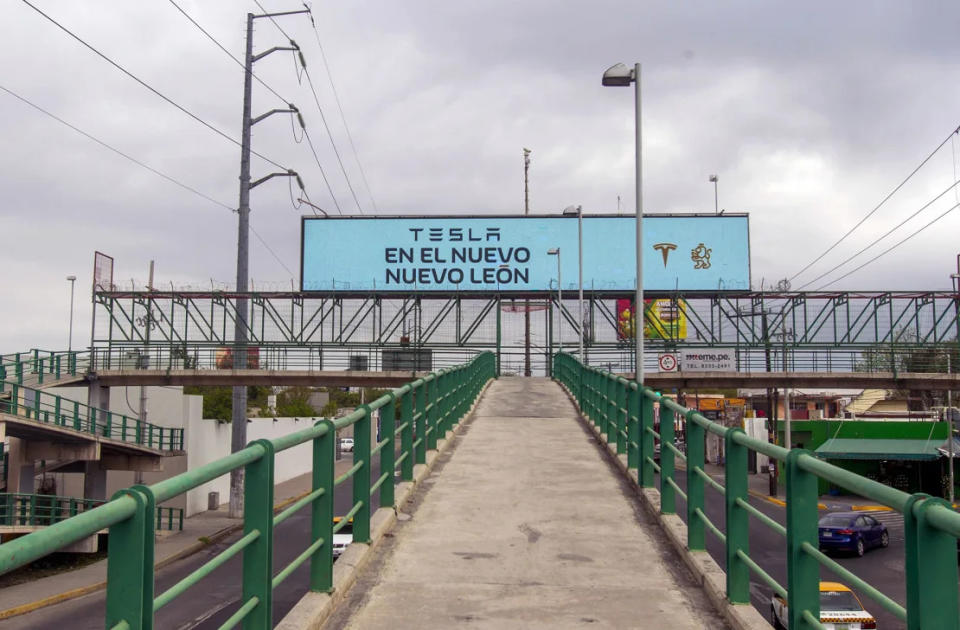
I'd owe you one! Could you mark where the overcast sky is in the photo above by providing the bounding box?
[2,1,960,351]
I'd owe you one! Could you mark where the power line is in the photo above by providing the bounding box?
[1,83,233,211]
[302,128,344,214]
[253,0,365,214]
[302,68,365,213]
[167,0,290,107]
[21,0,288,171]
[170,0,343,214]
[0,83,296,279]
[797,178,960,289]
[789,123,960,282]
[306,9,379,213]
[815,200,960,290]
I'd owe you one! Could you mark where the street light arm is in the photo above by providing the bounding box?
[251,169,303,190]
[252,45,299,63]
[251,106,299,126]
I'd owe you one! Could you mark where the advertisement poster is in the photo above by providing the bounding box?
[302,215,750,292]
[616,298,688,340]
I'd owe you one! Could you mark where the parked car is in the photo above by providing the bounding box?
[339,437,354,453]
[818,511,888,557]
[771,582,877,629]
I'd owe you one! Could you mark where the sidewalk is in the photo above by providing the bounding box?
[330,378,726,629]
[0,459,354,619]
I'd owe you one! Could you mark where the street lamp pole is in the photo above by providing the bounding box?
[66,275,76,351]
[548,248,562,351]
[602,62,643,385]
[563,205,584,361]
[709,174,718,215]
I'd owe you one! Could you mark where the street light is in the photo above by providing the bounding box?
[563,205,584,361]
[709,174,718,215]
[602,62,643,385]
[547,248,562,351]
[66,275,77,351]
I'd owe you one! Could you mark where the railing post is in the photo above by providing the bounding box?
[73,401,80,431]
[105,411,112,438]
[380,393,396,508]
[353,405,372,544]
[242,440,275,629]
[904,495,960,630]
[615,378,627,455]
[426,375,439,451]
[105,488,153,630]
[401,389,414,481]
[311,419,335,592]
[724,429,749,604]
[415,383,426,465]
[686,411,705,551]
[605,375,616,445]
[639,391,655,488]
[659,402,675,514]
[626,385,639,470]
[785,450,820,630]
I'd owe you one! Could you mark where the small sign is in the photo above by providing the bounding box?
[680,348,735,371]
[658,353,678,372]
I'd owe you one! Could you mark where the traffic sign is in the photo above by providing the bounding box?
[658,353,678,372]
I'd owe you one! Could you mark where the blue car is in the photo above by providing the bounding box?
[818,511,888,557]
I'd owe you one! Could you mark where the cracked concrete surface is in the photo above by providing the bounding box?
[325,377,728,629]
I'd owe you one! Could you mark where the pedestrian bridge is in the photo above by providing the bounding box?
[0,353,957,629]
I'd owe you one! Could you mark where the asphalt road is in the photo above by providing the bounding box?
[664,471,912,629]
[7,457,384,629]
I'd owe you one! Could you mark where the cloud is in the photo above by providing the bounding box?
[2,0,960,350]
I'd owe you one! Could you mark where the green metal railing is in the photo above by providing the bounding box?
[0,349,88,388]
[0,351,494,629]
[554,352,960,630]
[0,492,104,526]
[0,382,183,452]
[156,506,184,532]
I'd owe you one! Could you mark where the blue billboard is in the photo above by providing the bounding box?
[301,215,750,292]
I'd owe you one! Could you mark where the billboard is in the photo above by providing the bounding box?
[301,215,750,293]
[616,298,688,340]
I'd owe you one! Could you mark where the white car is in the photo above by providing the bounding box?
[332,517,353,559]
[339,437,354,452]
[771,582,877,629]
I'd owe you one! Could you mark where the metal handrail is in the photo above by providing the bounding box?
[0,380,183,451]
[0,351,495,629]
[553,352,960,630]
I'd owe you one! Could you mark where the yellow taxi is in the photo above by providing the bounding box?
[771,582,877,629]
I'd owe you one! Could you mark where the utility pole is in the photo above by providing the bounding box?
[523,148,532,377]
[230,8,310,519]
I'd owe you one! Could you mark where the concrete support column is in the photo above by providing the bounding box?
[88,383,110,411]
[83,461,107,502]
[6,437,35,493]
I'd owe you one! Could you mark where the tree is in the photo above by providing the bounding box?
[276,386,318,417]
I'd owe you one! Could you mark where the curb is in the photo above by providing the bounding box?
[276,379,492,630]
[850,505,894,512]
[0,484,319,621]
[556,385,770,630]
[746,488,828,511]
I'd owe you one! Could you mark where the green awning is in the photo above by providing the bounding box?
[815,438,941,461]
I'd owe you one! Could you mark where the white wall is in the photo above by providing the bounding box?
[744,417,770,473]
[182,416,320,517]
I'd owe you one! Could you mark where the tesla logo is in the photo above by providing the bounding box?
[653,243,677,267]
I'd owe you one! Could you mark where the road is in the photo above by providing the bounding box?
[665,471,911,629]
[6,457,384,629]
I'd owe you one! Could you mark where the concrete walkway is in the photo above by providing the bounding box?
[330,377,726,629]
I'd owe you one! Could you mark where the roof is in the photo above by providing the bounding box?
[937,436,960,458]
[820,582,851,592]
[815,438,941,461]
